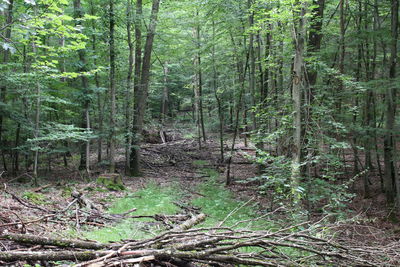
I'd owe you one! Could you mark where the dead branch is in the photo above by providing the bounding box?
[1,225,397,266]
[173,213,206,231]
[0,250,110,262]
[0,233,107,250]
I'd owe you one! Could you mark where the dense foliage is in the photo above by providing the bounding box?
[0,0,399,213]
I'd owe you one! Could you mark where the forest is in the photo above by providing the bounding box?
[0,0,399,266]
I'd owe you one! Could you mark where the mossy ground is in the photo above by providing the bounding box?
[81,182,181,242]
[80,166,273,243]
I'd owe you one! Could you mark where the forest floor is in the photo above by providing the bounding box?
[1,132,400,265]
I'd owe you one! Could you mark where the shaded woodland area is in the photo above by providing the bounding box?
[0,0,400,266]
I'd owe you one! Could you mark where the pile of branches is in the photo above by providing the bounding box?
[1,214,399,267]
[0,185,138,233]
[1,185,399,266]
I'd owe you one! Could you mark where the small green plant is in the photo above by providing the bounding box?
[192,168,271,230]
[22,191,47,205]
[81,182,181,243]
[96,175,125,191]
[192,160,209,166]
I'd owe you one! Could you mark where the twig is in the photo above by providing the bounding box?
[217,197,255,227]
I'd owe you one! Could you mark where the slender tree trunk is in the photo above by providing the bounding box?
[384,0,399,206]
[0,0,14,173]
[212,20,224,162]
[129,0,142,176]
[89,1,103,164]
[129,0,161,175]
[109,0,117,173]
[226,32,249,186]
[125,0,134,172]
[291,2,307,197]
[248,0,257,133]
[161,62,169,124]
[337,0,346,114]
[195,14,206,142]
[193,73,202,149]
[33,81,40,185]
[74,0,91,177]
[13,123,20,174]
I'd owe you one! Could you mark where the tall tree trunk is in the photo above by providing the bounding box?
[161,62,169,124]
[192,23,203,149]
[248,0,257,133]
[226,32,249,186]
[193,71,202,149]
[129,0,143,176]
[75,0,91,177]
[33,80,40,185]
[125,0,134,172]
[195,13,206,142]
[291,2,307,197]
[0,0,14,173]
[384,0,399,206]
[129,0,161,175]
[109,0,117,173]
[89,1,103,164]
[212,20,224,162]
[337,0,346,114]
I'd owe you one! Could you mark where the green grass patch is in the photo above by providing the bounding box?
[192,168,271,230]
[22,191,47,205]
[78,168,273,244]
[81,182,181,243]
[192,160,209,166]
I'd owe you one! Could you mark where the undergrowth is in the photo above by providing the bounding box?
[78,167,274,244]
[80,182,181,242]
[192,168,272,230]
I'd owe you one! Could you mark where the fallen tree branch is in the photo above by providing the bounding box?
[1,210,398,267]
[0,233,107,250]
[0,250,110,262]
[173,213,206,231]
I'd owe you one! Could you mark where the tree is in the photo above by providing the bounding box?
[384,0,399,206]
[109,0,117,173]
[291,0,307,196]
[74,0,91,177]
[129,0,161,176]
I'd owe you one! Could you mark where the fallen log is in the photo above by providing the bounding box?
[1,220,398,266]
[0,233,107,250]
[173,213,206,231]
[0,250,111,262]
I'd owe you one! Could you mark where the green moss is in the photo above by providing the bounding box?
[96,174,125,191]
[22,191,47,205]
[191,168,271,230]
[192,160,209,166]
[81,182,181,243]
[61,186,73,197]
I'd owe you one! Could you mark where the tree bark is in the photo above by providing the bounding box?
[75,0,91,177]
[129,0,161,176]
[291,1,307,197]
[337,0,346,114]
[194,12,206,142]
[0,0,14,173]
[0,233,107,250]
[212,20,224,162]
[161,61,169,124]
[384,0,399,205]
[125,0,134,172]
[109,0,117,173]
